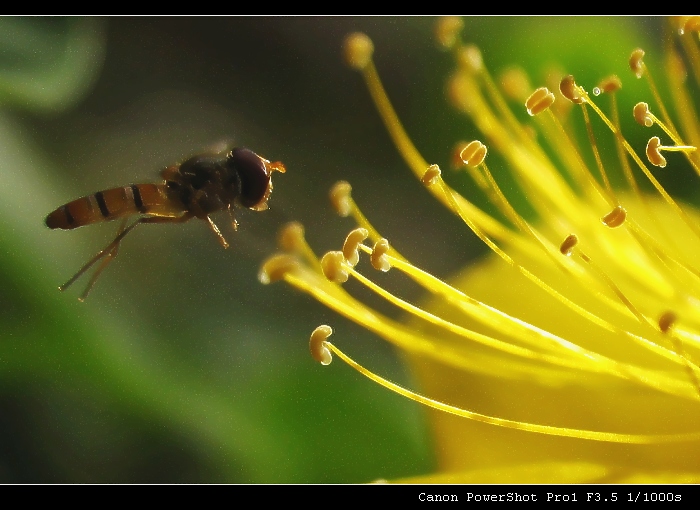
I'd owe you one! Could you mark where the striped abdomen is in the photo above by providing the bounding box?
[45,183,184,230]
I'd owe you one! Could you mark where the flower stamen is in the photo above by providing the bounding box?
[630,48,684,145]
[278,221,322,271]
[346,25,700,372]
[646,136,697,168]
[580,101,615,197]
[310,324,333,365]
[525,86,555,116]
[321,251,350,284]
[434,16,464,51]
[601,205,627,228]
[635,101,700,168]
[343,227,369,267]
[355,237,698,397]
[330,180,405,262]
[326,252,685,388]
[265,21,700,465]
[320,329,700,443]
[659,311,700,397]
[343,32,374,71]
[329,180,353,218]
[559,234,578,256]
[629,48,646,79]
[593,75,622,96]
[258,254,301,285]
[459,140,488,166]
[634,101,655,127]
[264,222,700,404]
[570,83,700,241]
[559,75,585,104]
[370,238,391,272]
[500,66,532,103]
[665,47,700,174]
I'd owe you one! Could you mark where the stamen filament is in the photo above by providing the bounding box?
[325,341,700,444]
[635,49,683,143]
[355,242,700,399]
[353,50,536,245]
[431,173,700,370]
[432,174,621,334]
[580,103,614,198]
[578,87,700,240]
[346,262,589,367]
[281,24,700,459]
[277,263,537,376]
[278,221,323,272]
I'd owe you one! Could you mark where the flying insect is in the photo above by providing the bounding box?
[45,147,286,300]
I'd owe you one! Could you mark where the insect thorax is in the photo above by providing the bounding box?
[169,155,240,217]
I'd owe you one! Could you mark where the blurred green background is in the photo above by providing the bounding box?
[0,17,668,483]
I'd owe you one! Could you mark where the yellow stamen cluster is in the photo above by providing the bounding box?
[260,17,700,480]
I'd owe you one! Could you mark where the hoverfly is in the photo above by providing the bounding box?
[46,147,286,300]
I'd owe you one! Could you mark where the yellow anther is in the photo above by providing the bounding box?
[448,71,477,114]
[683,16,700,33]
[342,227,369,267]
[559,234,578,256]
[544,65,572,116]
[321,251,349,283]
[258,254,300,284]
[460,140,488,166]
[633,102,654,127]
[594,75,622,95]
[559,75,584,104]
[525,87,555,116]
[451,141,471,169]
[658,311,677,334]
[601,205,627,228]
[309,325,333,365]
[370,238,392,272]
[421,164,441,186]
[457,45,483,74]
[278,221,306,252]
[435,16,463,50]
[646,137,667,168]
[499,66,532,102]
[629,48,645,79]
[343,32,374,71]
[330,181,353,217]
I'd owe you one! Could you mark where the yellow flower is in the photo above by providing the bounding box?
[261,17,700,483]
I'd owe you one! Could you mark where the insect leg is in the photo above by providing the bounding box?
[144,213,229,249]
[205,215,229,249]
[61,214,194,300]
[227,204,238,231]
[77,219,129,301]
[59,218,144,295]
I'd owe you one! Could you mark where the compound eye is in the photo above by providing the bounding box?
[230,148,271,209]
